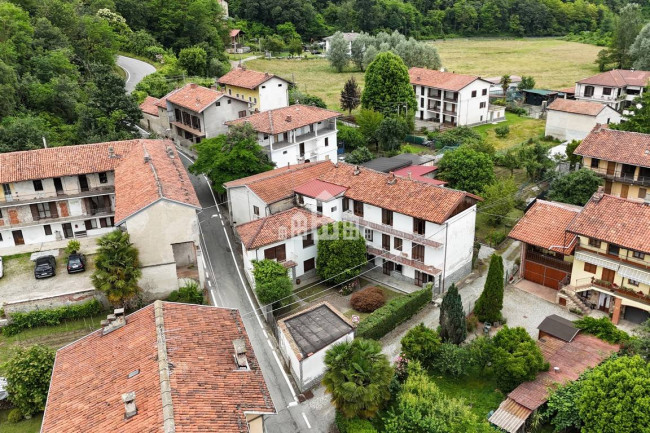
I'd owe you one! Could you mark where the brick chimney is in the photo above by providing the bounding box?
[387,172,397,185]
[233,339,249,370]
[121,392,137,419]
[102,308,126,335]
[286,115,292,122]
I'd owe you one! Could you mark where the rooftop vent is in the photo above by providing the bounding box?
[554,367,560,373]
[286,115,292,122]
[233,339,249,370]
[190,83,197,89]
[387,172,397,185]
[121,392,137,419]
[353,165,361,176]
[102,308,126,335]
[143,149,151,163]
[108,146,115,158]
[166,146,175,159]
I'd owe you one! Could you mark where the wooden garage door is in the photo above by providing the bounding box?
[524,261,569,290]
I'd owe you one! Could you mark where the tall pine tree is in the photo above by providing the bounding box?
[474,254,504,323]
[439,284,467,344]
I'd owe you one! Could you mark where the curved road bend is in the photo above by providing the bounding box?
[116,55,156,93]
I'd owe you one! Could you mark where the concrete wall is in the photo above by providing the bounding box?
[299,332,353,390]
[140,113,166,136]
[458,80,491,125]
[228,186,270,226]
[2,289,106,315]
[545,108,622,141]
[203,96,249,138]
[259,77,289,111]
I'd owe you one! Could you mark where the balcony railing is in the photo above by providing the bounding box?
[342,211,442,248]
[367,246,441,275]
[526,250,573,273]
[443,95,458,102]
[573,276,650,306]
[0,186,115,205]
[588,167,650,186]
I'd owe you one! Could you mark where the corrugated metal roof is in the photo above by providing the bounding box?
[489,398,531,433]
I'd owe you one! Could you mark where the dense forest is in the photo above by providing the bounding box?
[229,0,650,40]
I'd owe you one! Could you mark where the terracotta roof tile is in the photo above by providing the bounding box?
[139,96,160,116]
[567,193,650,254]
[227,105,340,135]
[577,69,650,87]
[236,207,333,249]
[223,162,322,189]
[547,99,607,116]
[42,302,275,433]
[508,200,581,254]
[218,67,286,90]
[409,67,482,91]
[166,83,224,113]
[393,165,446,185]
[293,179,347,200]
[573,127,650,168]
[245,161,335,204]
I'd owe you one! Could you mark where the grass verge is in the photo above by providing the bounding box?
[0,409,42,433]
[473,112,545,150]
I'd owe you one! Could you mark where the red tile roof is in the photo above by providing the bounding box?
[42,301,275,433]
[114,140,201,224]
[224,162,323,188]
[567,192,650,254]
[393,165,446,185]
[508,200,582,254]
[294,179,347,200]
[573,127,650,168]
[547,99,608,116]
[229,29,242,37]
[218,67,287,90]
[558,87,576,94]
[409,67,483,91]
[139,96,160,116]
[577,69,650,87]
[236,207,333,249]
[228,105,340,135]
[166,83,224,113]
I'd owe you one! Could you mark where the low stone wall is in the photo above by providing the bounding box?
[2,289,108,315]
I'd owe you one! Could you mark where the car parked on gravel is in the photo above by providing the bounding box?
[67,253,86,274]
[34,255,56,279]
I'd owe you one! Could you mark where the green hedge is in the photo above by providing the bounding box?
[335,411,378,433]
[356,286,432,340]
[3,299,104,336]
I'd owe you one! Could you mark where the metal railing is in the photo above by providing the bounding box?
[366,246,441,275]
[572,276,650,305]
[0,186,114,204]
[526,250,573,272]
[588,167,650,186]
[342,211,442,248]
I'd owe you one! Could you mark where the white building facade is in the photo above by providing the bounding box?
[544,99,622,141]
[574,69,650,113]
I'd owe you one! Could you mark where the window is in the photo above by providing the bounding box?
[263,134,269,140]
[331,206,337,212]
[588,238,601,248]
[394,237,402,251]
[316,201,323,214]
[182,111,191,125]
[249,96,252,101]
[253,205,260,216]
[603,87,612,96]
[264,244,286,261]
[0,209,2,218]
[0,233,2,241]
[590,158,600,168]
[325,137,329,147]
[99,172,108,184]
[413,218,425,235]
[633,251,645,260]
[420,98,424,108]
[639,188,647,199]
[608,244,620,256]
[228,89,232,95]
[36,202,52,219]
[254,98,257,104]
[44,225,52,236]
[412,243,425,262]
[84,219,98,230]
[343,198,350,212]
[482,88,487,96]
[304,257,315,272]
[236,93,239,98]
[303,233,314,248]
[584,86,594,97]
[471,90,477,97]
[216,101,221,106]
[227,99,231,104]
[584,262,597,273]
[629,278,640,287]
[382,234,390,250]
[382,209,393,226]
[480,102,486,108]
[297,194,304,205]
[238,110,247,118]
[278,83,283,87]
[353,200,364,217]
[364,229,373,242]
[174,108,182,121]
[191,115,201,130]
[33,180,43,191]
[420,87,424,95]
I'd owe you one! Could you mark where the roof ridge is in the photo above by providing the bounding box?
[142,141,165,200]
[154,300,176,433]
[247,161,331,185]
[246,214,270,249]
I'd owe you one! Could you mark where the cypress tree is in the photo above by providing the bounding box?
[474,254,504,323]
[439,284,467,344]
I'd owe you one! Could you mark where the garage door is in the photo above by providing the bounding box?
[524,261,569,290]
[624,306,650,324]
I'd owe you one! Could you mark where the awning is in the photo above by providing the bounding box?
[575,251,620,272]
[618,265,650,286]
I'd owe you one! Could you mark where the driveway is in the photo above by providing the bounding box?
[116,55,156,93]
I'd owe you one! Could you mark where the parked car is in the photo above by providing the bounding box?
[34,255,56,279]
[67,253,86,274]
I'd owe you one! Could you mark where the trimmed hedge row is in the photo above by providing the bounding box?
[335,411,378,433]
[3,299,104,336]
[355,286,432,340]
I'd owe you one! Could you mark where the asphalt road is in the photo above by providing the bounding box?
[116,55,156,93]
[177,150,327,433]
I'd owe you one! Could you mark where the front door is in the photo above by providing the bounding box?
[62,223,74,239]
[598,293,611,312]
[383,260,394,275]
[621,184,629,199]
[415,270,432,287]
[12,230,24,245]
[78,175,89,192]
[601,268,616,284]
[606,161,616,176]
[604,180,612,194]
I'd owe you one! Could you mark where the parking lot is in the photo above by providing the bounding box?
[0,252,95,305]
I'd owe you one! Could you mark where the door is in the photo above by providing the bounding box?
[62,223,74,239]
[606,161,616,176]
[12,230,24,245]
[621,184,629,199]
[383,260,394,275]
[53,178,63,195]
[382,234,390,251]
[78,175,89,192]
[598,293,611,312]
[604,181,612,194]
[601,268,616,284]
[299,142,305,157]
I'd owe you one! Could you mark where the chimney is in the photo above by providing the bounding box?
[233,339,249,370]
[387,172,397,185]
[143,149,151,163]
[407,171,412,180]
[102,308,127,335]
[265,72,269,77]
[286,115,292,122]
[353,165,361,176]
[166,145,175,158]
[122,392,137,419]
[108,146,115,158]
[190,83,197,89]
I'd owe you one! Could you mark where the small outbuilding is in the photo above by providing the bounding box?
[544,99,622,141]
[277,302,355,391]
[537,314,579,342]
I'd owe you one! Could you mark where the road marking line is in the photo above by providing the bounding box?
[271,350,297,402]
[207,281,212,287]
[205,272,210,278]
[302,413,312,429]
[267,340,273,349]
[263,330,268,338]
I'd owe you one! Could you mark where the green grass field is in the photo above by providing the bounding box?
[430,372,505,422]
[473,112,546,150]
[0,410,42,433]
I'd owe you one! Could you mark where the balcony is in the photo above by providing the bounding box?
[170,121,205,137]
[0,186,115,207]
[576,247,650,273]
[588,167,650,187]
[367,246,441,275]
[5,209,115,229]
[443,94,458,102]
[526,250,573,273]
[572,276,650,307]
[442,109,458,116]
[341,211,442,248]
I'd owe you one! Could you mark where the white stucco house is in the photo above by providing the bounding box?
[217,66,290,112]
[574,69,650,113]
[324,32,360,55]
[226,161,481,291]
[409,67,504,126]
[544,99,622,141]
[227,105,340,167]
[278,302,354,391]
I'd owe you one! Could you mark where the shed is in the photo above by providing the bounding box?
[362,157,411,173]
[537,314,579,342]
[523,89,559,106]
[277,302,354,391]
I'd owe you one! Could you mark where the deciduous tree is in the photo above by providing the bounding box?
[480,177,518,226]
[609,3,644,69]
[327,31,350,72]
[492,326,548,392]
[340,76,361,115]
[316,222,367,285]
[3,345,55,417]
[178,46,208,76]
[345,146,373,164]
[439,284,467,344]
[437,147,495,194]
[612,86,650,133]
[400,323,441,367]
[517,75,535,91]
[474,254,504,323]
[361,51,416,115]
[356,108,383,148]
[252,259,292,307]
[630,23,650,70]
[547,169,602,206]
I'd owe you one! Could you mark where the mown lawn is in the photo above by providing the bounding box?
[0,409,42,433]
[472,112,546,150]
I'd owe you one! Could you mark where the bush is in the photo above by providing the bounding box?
[3,299,104,336]
[7,408,23,423]
[335,412,378,433]
[506,105,527,116]
[492,326,549,392]
[574,316,629,344]
[466,314,479,332]
[346,146,373,164]
[4,345,55,416]
[488,231,507,246]
[350,287,386,312]
[495,124,510,138]
[64,239,81,258]
[356,286,432,340]
[432,343,471,377]
[338,124,365,150]
[252,259,293,306]
[400,323,440,367]
[167,280,203,304]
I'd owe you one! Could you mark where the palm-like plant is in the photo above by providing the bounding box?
[500,74,512,97]
[91,230,142,307]
[322,338,393,419]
